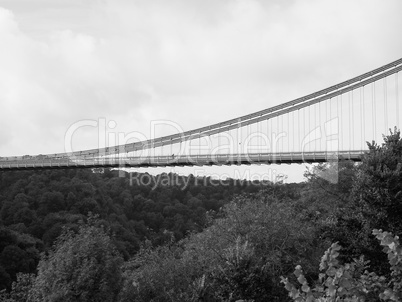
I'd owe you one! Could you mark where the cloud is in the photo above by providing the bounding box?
[0,5,152,155]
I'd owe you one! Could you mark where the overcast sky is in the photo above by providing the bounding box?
[1,0,402,182]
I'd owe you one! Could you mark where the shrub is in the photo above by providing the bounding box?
[281,229,402,301]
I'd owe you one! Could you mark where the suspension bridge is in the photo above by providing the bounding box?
[1,58,401,170]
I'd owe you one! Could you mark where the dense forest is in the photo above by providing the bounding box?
[1,129,402,301]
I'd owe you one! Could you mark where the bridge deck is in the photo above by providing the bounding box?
[0,150,365,171]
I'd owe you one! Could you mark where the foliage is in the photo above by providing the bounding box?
[0,228,40,291]
[281,229,402,301]
[27,216,123,302]
[119,242,205,302]
[0,168,275,288]
[331,130,402,275]
[304,160,357,202]
[352,128,402,234]
[373,229,402,301]
[7,273,36,302]
[121,192,322,301]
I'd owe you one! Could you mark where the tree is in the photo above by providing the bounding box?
[122,192,322,301]
[0,228,40,291]
[29,216,123,302]
[322,128,402,274]
[352,128,402,234]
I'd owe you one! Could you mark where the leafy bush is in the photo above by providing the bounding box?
[281,229,402,301]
